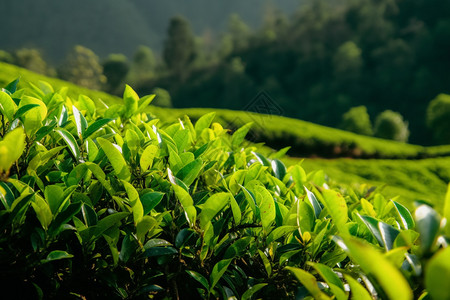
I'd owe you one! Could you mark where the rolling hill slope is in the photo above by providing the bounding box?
[1,61,449,209]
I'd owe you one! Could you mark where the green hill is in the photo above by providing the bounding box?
[1,61,449,209]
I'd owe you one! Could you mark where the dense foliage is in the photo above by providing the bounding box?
[1,79,450,299]
[145,0,450,145]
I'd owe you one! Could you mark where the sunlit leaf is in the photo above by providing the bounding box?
[344,275,372,300]
[425,247,450,300]
[415,205,440,253]
[194,112,216,135]
[97,137,131,182]
[198,193,231,229]
[210,258,232,290]
[286,266,331,300]
[340,237,412,300]
[392,200,415,230]
[55,128,80,161]
[231,122,252,149]
[0,127,26,173]
[82,118,113,140]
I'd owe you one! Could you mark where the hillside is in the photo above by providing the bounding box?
[1,62,449,209]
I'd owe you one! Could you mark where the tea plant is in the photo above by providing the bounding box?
[0,79,449,299]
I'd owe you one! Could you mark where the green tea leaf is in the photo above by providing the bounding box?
[14,104,39,119]
[0,127,26,173]
[173,129,190,152]
[43,250,73,262]
[144,238,172,249]
[230,195,242,225]
[0,90,17,121]
[35,120,57,141]
[231,122,252,149]
[194,112,216,135]
[72,105,88,139]
[85,162,115,196]
[48,202,82,237]
[258,250,272,277]
[141,192,164,215]
[305,186,322,219]
[4,78,19,94]
[266,226,297,244]
[443,183,450,236]
[271,159,286,181]
[415,205,440,253]
[186,270,210,291]
[44,185,65,215]
[140,144,158,171]
[343,275,372,300]
[286,266,331,300]
[210,258,232,290]
[322,190,348,234]
[119,234,137,263]
[19,96,47,134]
[122,180,143,223]
[341,237,412,300]
[136,216,157,242]
[199,193,231,229]
[97,137,131,182]
[172,183,196,227]
[125,128,140,153]
[82,118,113,140]
[255,186,276,232]
[144,247,177,257]
[241,283,268,300]
[378,221,400,251]
[289,165,307,194]
[425,247,450,300]
[359,215,383,246]
[176,158,203,186]
[86,138,99,162]
[252,151,271,167]
[32,195,52,230]
[123,84,139,117]
[78,95,96,117]
[137,94,155,112]
[224,237,253,259]
[308,262,347,300]
[81,203,98,227]
[392,201,415,230]
[55,128,80,161]
[94,212,129,238]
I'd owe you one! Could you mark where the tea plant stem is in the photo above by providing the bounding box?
[1,114,5,137]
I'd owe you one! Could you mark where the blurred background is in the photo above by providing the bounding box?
[1,0,450,146]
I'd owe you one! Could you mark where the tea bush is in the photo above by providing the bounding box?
[1,79,450,299]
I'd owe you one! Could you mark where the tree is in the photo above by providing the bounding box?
[0,50,14,64]
[333,41,363,78]
[13,48,49,75]
[152,87,172,108]
[102,54,129,94]
[426,94,450,144]
[227,14,251,52]
[374,110,409,142]
[58,45,105,90]
[163,16,197,78]
[128,45,156,83]
[340,106,373,136]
